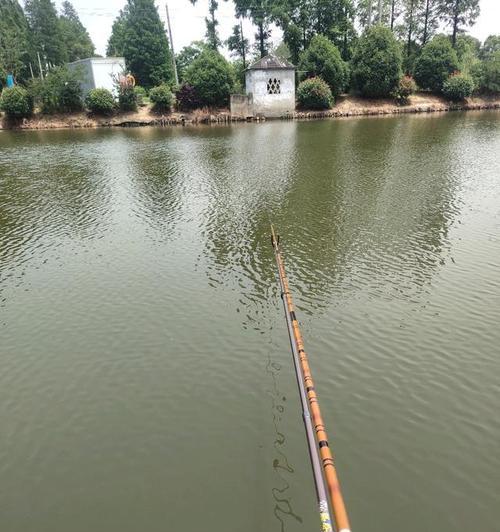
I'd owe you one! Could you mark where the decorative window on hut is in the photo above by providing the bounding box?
[267,78,281,95]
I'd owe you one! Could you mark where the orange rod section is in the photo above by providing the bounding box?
[271,226,351,532]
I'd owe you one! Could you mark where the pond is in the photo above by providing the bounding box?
[1,112,499,532]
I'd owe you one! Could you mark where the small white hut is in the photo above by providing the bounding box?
[67,57,125,97]
[231,54,296,119]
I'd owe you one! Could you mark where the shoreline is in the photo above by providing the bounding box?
[1,94,499,131]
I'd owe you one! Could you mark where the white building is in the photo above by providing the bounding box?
[67,57,126,97]
[244,54,296,118]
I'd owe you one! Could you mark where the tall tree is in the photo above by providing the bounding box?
[25,0,67,68]
[121,0,174,88]
[273,0,356,62]
[402,0,423,58]
[226,22,250,68]
[189,0,223,50]
[357,0,391,29]
[421,0,439,44]
[59,1,95,61]
[0,0,30,81]
[439,0,480,47]
[234,0,273,58]
[107,7,129,56]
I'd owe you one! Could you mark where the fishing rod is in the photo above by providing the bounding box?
[271,226,351,532]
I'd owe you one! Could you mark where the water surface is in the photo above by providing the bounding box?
[1,112,499,532]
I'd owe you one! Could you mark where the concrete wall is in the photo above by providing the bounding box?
[68,58,125,97]
[230,94,253,118]
[245,68,295,118]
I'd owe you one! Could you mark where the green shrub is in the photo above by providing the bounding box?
[149,84,174,113]
[414,36,459,93]
[298,35,349,97]
[351,25,402,98]
[470,51,500,94]
[184,50,235,107]
[297,77,333,110]
[442,73,474,101]
[393,75,417,104]
[118,84,137,111]
[29,67,83,114]
[0,86,33,119]
[85,88,115,115]
[134,86,148,106]
[175,83,201,111]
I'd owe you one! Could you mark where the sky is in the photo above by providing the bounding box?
[54,0,500,58]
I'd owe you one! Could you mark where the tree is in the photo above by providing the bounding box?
[234,0,273,58]
[121,0,174,88]
[190,0,222,50]
[273,0,356,62]
[176,41,207,82]
[226,22,250,69]
[421,0,439,45]
[107,7,129,56]
[298,35,349,97]
[184,49,235,107]
[438,0,480,47]
[351,25,402,97]
[357,0,392,29]
[414,35,459,92]
[480,35,500,59]
[25,0,67,69]
[402,0,423,59]
[455,34,480,74]
[475,51,499,94]
[0,0,30,83]
[59,1,95,62]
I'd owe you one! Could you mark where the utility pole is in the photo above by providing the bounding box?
[240,18,246,70]
[165,2,179,86]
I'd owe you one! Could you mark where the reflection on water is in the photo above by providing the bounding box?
[0,112,499,532]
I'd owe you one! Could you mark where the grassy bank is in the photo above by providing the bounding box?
[1,93,499,131]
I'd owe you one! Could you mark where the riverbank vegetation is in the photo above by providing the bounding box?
[1,0,499,123]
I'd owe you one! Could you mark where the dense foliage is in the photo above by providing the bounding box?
[0,86,33,118]
[30,66,83,113]
[106,7,128,56]
[176,42,207,82]
[442,72,474,100]
[273,0,356,62]
[118,85,138,112]
[393,75,417,104]
[134,86,148,106]
[24,0,67,66]
[0,0,30,84]
[414,36,459,92]
[59,1,94,62]
[184,50,235,107]
[351,25,402,97]
[175,83,202,111]
[296,77,333,110]
[149,84,174,113]
[298,35,349,97]
[108,0,174,88]
[85,88,115,115]
[472,51,500,94]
